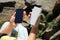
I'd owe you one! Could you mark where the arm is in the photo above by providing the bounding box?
[0,11,27,34]
[0,12,17,34]
[28,26,37,40]
[0,22,16,34]
[28,16,40,40]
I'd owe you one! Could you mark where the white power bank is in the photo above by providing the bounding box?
[30,6,42,26]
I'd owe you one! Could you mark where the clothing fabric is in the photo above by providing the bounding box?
[0,22,28,40]
[15,23,28,40]
[0,22,11,36]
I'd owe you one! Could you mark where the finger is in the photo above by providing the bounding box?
[12,12,16,17]
[28,15,31,18]
[23,11,26,17]
[29,12,32,15]
[28,12,32,18]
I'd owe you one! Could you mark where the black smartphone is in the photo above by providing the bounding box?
[15,9,23,23]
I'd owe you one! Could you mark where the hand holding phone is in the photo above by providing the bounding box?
[30,6,42,25]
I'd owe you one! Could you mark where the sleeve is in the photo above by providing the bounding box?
[14,24,23,32]
[0,22,10,32]
[14,26,19,32]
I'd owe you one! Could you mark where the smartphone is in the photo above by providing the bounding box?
[30,6,42,25]
[15,9,23,23]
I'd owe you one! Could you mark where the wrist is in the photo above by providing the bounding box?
[30,25,38,34]
[9,22,16,28]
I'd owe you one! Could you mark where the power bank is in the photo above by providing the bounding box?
[30,6,42,25]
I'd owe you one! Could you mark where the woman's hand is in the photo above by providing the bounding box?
[10,12,17,27]
[28,15,40,40]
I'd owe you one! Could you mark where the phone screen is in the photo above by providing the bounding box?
[15,9,23,23]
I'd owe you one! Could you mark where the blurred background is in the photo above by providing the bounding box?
[0,0,60,40]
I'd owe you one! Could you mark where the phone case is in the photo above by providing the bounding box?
[15,9,23,23]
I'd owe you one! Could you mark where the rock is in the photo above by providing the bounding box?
[0,0,15,2]
[50,30,60,40]
[0,4,3,12]
[0,1,16,13]
[25,0,57,11]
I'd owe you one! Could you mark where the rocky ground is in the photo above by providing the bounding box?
[0,0,57,22]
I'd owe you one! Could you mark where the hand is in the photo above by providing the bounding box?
[10,11,31,26]
[28,16,40,40]
[23,11,31,23]
[0,12,17,34]
[30,16,40,34]
[10,12,17,26]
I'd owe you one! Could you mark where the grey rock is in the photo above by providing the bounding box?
[0,0,15,2]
